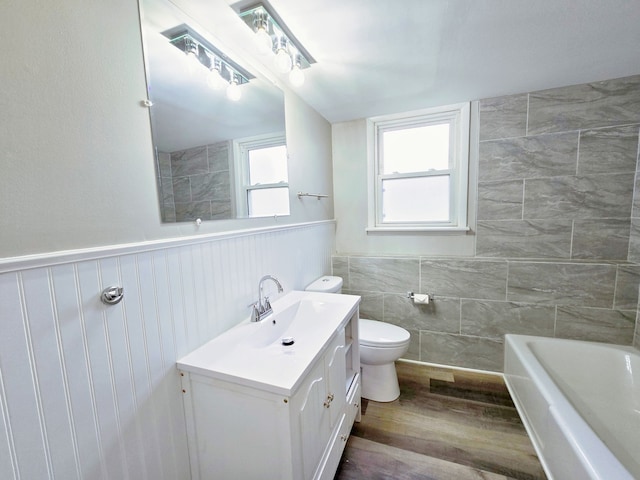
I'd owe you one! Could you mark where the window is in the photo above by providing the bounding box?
[234,134,290,218]
[368,103,471,232]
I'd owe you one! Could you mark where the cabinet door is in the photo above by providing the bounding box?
[325,338,346,428]
[298,359,330,479]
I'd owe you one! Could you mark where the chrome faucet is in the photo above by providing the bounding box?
[250,275,284,322]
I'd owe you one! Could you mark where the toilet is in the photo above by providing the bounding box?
[305,276,411,402]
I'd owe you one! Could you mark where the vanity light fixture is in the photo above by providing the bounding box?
[236,1,315,87]
[252,9,273,55]
[163,24,255,98]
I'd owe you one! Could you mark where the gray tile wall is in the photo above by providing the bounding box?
[159,141,233,222]
[156,151,176,222]
[334,75,640,370]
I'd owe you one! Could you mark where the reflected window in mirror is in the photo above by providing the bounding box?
[139,0,287,224]
[235,134,289,218]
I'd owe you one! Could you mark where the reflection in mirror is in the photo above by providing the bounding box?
[140,0,287,223]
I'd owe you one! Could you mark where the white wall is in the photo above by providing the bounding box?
[286,92,335,221]
[0,0,334,259]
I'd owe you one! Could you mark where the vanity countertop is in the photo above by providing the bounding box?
[177,290,360,396]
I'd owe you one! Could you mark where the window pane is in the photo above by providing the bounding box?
[382,176,449,222]
[382,123,450,174]
[248,145,288,185]
[248,187,290,217]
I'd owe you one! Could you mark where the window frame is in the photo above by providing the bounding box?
[367,102,471,232]
[233,132,289,218]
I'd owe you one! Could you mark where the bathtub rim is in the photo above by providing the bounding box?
[503,334,637,480]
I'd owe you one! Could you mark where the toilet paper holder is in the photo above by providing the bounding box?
[407,291,433,304]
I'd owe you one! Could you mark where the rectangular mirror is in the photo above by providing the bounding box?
[140,0,287,223]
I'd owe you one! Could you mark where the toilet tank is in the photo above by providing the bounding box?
[305,276,343,294]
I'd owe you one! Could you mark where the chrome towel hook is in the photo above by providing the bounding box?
[101,286,124,305]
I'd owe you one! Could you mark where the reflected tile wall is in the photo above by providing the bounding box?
[333,75,640,373]
[166,141,232,222]
[156,151,176,223]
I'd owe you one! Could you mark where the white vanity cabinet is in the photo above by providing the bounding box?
[177,291,360,480]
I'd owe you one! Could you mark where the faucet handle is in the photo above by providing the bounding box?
[263,297,271,311]
[248,302,260,322]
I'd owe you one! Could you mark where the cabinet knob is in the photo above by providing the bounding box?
[323,393,335,408]
[340,434,348,442]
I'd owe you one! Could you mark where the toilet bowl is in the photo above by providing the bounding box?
[305,276,411,402]
[359,319,410,402]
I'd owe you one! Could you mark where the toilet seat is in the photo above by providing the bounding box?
[359,319,410,348]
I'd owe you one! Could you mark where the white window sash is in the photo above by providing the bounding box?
[233,133,287,218]
[368,103,470,231]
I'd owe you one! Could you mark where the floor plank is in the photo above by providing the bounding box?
[335,361,546,480]
[335,436,514,480]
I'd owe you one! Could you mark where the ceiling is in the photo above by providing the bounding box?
[226,0,640,123]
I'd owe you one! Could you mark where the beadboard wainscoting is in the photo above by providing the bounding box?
[0,221,334,480]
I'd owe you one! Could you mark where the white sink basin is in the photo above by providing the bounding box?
[247,300,301,348]
[177,290,360,395]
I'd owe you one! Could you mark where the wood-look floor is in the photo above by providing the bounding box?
[335,361,547,480]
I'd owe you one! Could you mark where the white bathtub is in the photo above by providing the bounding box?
[504,334,640,480]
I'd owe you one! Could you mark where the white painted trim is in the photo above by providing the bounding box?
[366,226,471,234]
[367,103,472,231]
[232,132,287,218]
[0,220,336,274]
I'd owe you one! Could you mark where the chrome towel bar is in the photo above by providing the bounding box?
[297,192,329,199]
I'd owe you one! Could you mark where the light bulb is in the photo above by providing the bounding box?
[206,67,226,90]
[226,79,241,101]
[289,64,305,87]
[255,27,273,55]
[274,48,292,73]
[185,51,201,76]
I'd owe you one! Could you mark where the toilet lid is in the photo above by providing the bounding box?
[359,318,410,347]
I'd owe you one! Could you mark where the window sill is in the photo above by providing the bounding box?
[366,226,471,235]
